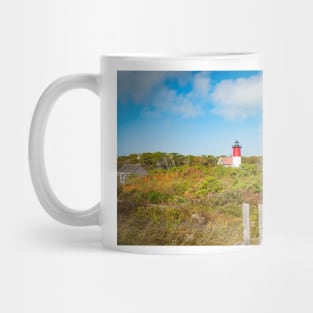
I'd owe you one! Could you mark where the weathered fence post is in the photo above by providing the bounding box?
[258,204,263,244]
[242,203,250,245]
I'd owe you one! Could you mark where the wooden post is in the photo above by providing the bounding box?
[258,204,263,244]
[242,203,250,245]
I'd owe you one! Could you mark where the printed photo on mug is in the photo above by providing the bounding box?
[117,70,262,246]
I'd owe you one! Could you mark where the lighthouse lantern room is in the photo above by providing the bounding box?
[232,140,242,167]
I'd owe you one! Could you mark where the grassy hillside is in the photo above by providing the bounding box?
[117,153,262,245]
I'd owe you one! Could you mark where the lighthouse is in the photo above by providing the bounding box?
[232,140,242,167]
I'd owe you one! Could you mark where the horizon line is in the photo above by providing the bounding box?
[117,152,263,157]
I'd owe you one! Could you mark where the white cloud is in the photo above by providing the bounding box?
[152,73,210,118]
[193,72,211,96]
[210,74,262,119]
[153,86,205,118]
[172,100,205,118]
[118,71,211,119]
[118,71,170,104]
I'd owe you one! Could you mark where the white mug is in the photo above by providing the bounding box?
[29,53,263,254]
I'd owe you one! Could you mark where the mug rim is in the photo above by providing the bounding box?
[101,52,260,60]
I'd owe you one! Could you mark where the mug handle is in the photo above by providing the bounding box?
[29,74,101,226]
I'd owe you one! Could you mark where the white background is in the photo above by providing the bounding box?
[1,0,313,312]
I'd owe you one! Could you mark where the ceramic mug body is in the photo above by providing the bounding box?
[29,53,263,254]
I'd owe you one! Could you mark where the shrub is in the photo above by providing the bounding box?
[198,176,223,193]
[117,157,262,245]
[168,195,187,204]
[146,190,169,204]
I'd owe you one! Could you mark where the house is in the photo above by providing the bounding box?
[217,156,233,167]
[118,164,148,184]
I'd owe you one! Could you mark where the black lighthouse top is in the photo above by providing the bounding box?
[232,140,242,148]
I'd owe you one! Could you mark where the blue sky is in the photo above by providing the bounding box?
[117,71,262,156]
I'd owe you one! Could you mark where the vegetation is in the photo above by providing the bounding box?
[117,153,262,245]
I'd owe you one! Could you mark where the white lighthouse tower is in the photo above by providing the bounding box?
[232,140,242,167]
